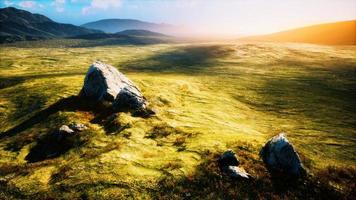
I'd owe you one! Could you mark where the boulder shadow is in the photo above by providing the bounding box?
[25,129,85,163]
[1,94,154,140]
[0,95,94,140]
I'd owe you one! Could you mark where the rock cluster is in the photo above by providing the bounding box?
[218,149,251,180]
[219,133,306,181]
[260,133,306,176]
[80,61,150,114]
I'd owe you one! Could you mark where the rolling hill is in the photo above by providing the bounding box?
[242,20,356,45]
[81,19,176,35]
[0,7,101,43]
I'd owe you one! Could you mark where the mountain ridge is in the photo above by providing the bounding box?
[0,7,101,43]
[81,18,176,34]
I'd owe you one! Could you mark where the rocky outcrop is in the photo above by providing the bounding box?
[260,133,305,176]
[218,149,251,180]
[80,61,149,113]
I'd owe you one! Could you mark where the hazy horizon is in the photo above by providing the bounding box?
[1,0,356,37]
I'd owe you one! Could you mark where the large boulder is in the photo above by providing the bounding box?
[260,133,305,176]
[80,61,149,112]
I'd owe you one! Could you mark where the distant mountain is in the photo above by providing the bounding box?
[116,29,169,37]
[81,19,176,35]
[241,20,356,45]
[0,7,101,43]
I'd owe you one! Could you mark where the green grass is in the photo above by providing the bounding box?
[0,42,355,199]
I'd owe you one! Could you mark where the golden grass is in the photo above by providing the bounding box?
[0,42,355,199]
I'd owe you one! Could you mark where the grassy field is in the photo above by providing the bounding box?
[0,42,355,199]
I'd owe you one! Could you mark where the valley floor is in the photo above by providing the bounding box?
[0,42,355,199]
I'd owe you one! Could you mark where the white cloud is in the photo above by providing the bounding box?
[4,0,14,7]
[82,0,122,15]
[19,1,36,8]
[52,0,66,12]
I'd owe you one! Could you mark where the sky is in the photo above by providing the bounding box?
[1,0,356,36]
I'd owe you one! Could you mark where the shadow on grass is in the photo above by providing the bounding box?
[1,92,153,142]
[234,63,356,129]
[0,96,113,140]
[1,95,124,162]
[0,76,26,89]
[0,72,86,126]
[24,129,85,163]
[121,45,235,74]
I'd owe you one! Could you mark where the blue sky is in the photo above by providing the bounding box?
[1,0,356,36]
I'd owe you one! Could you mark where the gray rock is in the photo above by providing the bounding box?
[54,125,75,141]
[69,123,87,132]
[113,85,148,112]
[222,166,251,179]
[80,61,148,112]
[260,133,305,176]
[218,149,240,167]
[59,125,74,134]
[218,150,251,179]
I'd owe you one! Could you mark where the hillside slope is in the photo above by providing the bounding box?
[242,20,356,45]
[0,7,101,43]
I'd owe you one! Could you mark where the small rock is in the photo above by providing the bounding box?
[59,125,74,134]
[260,133,305,176]
[218,150,251,179]
[54,125,75,141]
[218,149,240,167]
[69,123,87,132]
[223,166,251,179]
